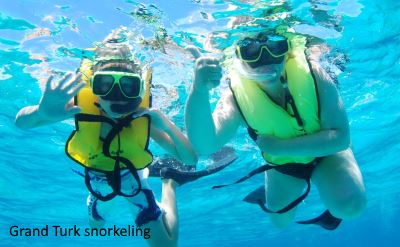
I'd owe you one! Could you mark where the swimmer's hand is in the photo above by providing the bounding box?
[186,45,222,92]
[133,107,198,165]
[38,72,85,121]
[256,135,284,156]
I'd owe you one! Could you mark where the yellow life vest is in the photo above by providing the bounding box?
[65,59,153,172]
[229,38,320,165]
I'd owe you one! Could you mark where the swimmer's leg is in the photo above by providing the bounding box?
[141,179,179,247]
[87,193,115,229]
[123,170,178,247]
[264,170,307,229]
[239,170,307,229]
[312,149,367,219]
[124,169,163,228]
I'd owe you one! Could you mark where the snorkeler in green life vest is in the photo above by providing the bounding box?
[15,36,237,247]
[185,30,367,230]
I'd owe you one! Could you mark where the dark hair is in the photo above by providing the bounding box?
[94,61,141,73]
[92,44,142,74]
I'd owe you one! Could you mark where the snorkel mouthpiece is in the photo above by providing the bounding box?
[234,58,278,82]
[100,86,142,114]
[109,100,140,114]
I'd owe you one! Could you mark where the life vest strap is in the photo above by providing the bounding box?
[212,161,317,214]
[85,168,117,201]
[284,87,304,128]
[75,113,116,127]
[257,177,310,214]
[78,113,143,201]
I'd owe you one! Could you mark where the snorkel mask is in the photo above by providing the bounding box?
[90,71,144,99]
[91,42,145,116]
[235,33,289,81]
[236,34,289,68]
[91,69,144,115]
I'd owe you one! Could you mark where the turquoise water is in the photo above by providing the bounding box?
[1,0,399,246]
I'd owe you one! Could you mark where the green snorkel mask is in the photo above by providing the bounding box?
[90,47,145,114]
[90,71,144,99]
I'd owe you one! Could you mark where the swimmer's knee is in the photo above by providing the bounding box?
[329,190,367,219]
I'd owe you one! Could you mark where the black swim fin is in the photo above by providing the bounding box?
[297,210,342,230]
[244,187,342,230]
[149,146,237,178]
[148,157,196,177]
[243,185,266,205]
[161,153,238,185]
[210,146,236,162]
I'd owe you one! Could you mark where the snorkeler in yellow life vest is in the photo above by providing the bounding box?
[66,57,153,201]
[15,31,240,246]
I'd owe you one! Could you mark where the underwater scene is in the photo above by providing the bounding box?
[1,0,399,246]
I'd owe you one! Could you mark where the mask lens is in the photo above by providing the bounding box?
[266,35,289,56]
[246,53,285,68]
[238,35,289,68]
[120,75,142,98]
[238,38,262,61]
[93,74,115,95]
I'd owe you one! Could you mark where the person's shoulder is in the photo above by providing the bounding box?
[307,59,341,106]
[304,45,335,85]
[308,60,332,83]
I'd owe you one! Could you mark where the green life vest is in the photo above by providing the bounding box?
[230,46,320,165]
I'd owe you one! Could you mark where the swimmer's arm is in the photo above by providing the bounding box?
[15,73,83,130]
[15,99,75,129]
[257,63,350,157]
[150,112,198,165]
[185,89,243,155]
